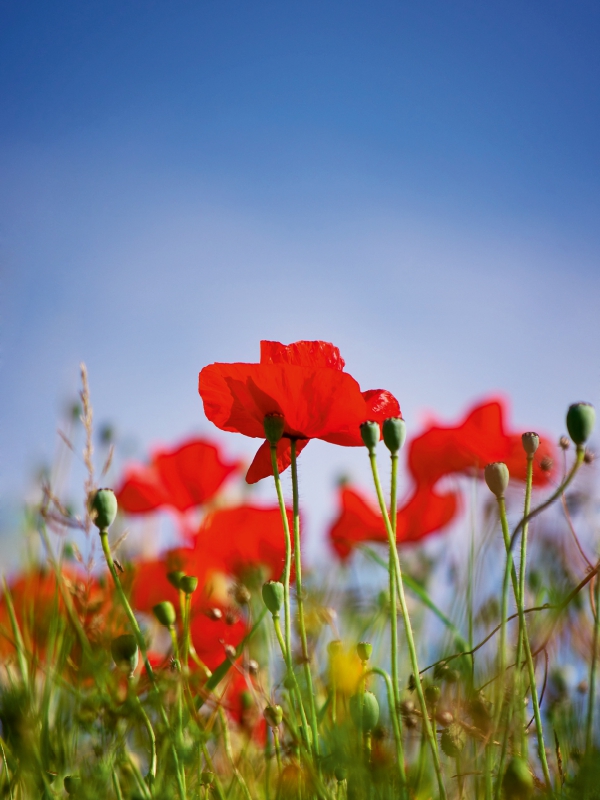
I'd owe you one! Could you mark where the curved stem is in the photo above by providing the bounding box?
[515,454,534,757]
[509,447,585,553]
[99,530,186,800]
[389,454,400,714]
[364,667,407,795]
[290,440,320,756]
[497,498,551,790]
[272,615,311,751]
[367,451,446,800]
[269,446,293,676]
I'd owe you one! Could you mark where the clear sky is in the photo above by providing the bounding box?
[2,1,600,563]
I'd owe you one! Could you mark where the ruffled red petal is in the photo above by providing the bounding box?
[260,340,346,370]
[245,438,310,484]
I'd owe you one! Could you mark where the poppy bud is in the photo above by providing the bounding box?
[424,684,441,706]
[262,581,284,616]
[437,710,454,727]
[327,640,342,659]
[521,432,539,456]
[264,414,285,445]
[502,757,533,799]
[559,435,570,450]
[440,723,466,758]
[111,634,139,674]
[382,417,407,454]
[153,601,176,628]
[167,570,185,590]
[356,642,372,662]
[567,402,596,446]
[349,691,380,732]
[264,704,283,727]
[484,462,509,499]
[179,575,198,594]
[360,421,380,453]
[89,488,118,530]
[64,776,81,795]
[334,766,347,782]
[200,772,214,787]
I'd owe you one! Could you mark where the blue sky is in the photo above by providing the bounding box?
[2,0,600,564]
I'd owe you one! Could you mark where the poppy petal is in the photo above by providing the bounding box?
[260,340,346,370]
[245,438,310,484]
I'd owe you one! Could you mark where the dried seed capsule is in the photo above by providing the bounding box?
[484,462,510,498]
[566,403,595,446]
[441,723,466,758]
[356,642,373,662]
[521,432,540,456]
[89,488,118,530]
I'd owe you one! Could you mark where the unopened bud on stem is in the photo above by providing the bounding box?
[262,581,284,615]
[521,432,539,456]
[90,488,118,530]
[360,421,380,453]
[382,417,406,454]
[566,403,595,446]
[153,601,176,628]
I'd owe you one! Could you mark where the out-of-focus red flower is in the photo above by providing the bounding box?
[199,340,400,483]
[408,398,556,488]
[222,667,267,743]
[329,485,458,559]
[190,610,247,672]
[116,438,241,514]
[191,504,294,581]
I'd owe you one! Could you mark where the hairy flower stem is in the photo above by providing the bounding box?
[272,615,312,752]
[515,454,534,757]
[290,440,320,757]
[494,537,513,734]
[389,454,400,713]
[367,452,447,800]
[497,499,551,790]
[269,446,293,680]
[99,530,186,800]
[585,570,600,754]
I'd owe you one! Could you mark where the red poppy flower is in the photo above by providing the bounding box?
[329,484,458,559]
[189,609,247,672]
[116,438,241,514]
[199,340,400,483]
[408,398,556,488]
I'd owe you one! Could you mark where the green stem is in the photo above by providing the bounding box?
[364,667,407,794]
[272,614,311,751]
[269,445,293,677]
[497,498,551,790]
[99,530,186,800]
[494,523,512,733]
[367,451,447,800]
[290,440,320,757]
[389,454,400,713]
[585,569,600,753]
[516,455,534,757]
[1,578,29,690]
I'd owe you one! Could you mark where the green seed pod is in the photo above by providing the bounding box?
[424,684,441,706]
[283,674,296,691]
[111,634,139,674]
[200,771,214,787]
[240,690,254,710]
[349,691,380,732]
[264,413,285,445]
[567,403,596,446]
[521,432,540,456]
[153,601,176,628]
[64,775,81,795]
[179,575,198,594]
[484,462,510,499]
[264,704,283,727]
[440,723,466,758]
[167,570,185,590]
[360,421,380,452]
[502,757,533,799]
[262,581,284,615]
[334,766,347,782]
[382,417,407,454]
[89,488,118,530]
[327,639,343,657]
[356,642,373,662]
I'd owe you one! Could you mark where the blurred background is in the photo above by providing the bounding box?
[2,0,600,568]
